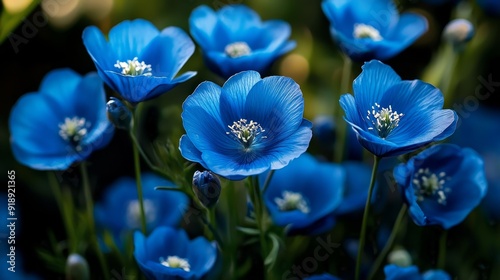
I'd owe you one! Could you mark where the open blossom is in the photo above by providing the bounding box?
[340,60,457,157]
[82,19,196,103]
[9,68,113,170]
[189,4,296,78]
[322,0,428,61]
[393,144,488,229]
[179,70,312,180]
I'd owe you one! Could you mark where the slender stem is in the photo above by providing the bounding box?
[48,172,77,252]
[249,176,270,277]
[438,230,448,269]
[368,203,408,280]
[130,104,147,235]
[132,142,147,234]
[261,170,275,194]
[355,155,381,280]
[334,55,352,163]
[80,162,109,279]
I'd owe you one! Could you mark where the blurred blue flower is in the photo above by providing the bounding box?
[179,70,312,180]
[134,226,217,280]
[261,153,345,235]
[449,106,500,222]
[393,144,488,229]
[82,19,196,103]
[95,173,189,247]
[334,161,372,215]
[305,273,341,280]
[189,4,296,78]
[8,69,113,170]
[384,264,451,280]
[321,0,428,61]
[340,60,457,157]
[477,0,500,16]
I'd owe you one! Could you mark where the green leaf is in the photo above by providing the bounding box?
[236,226,261,235]
[0,0,40,45]
[264,233,281,270]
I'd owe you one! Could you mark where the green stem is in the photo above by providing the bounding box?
[249,176,270,277]
[438,230,448,269]
[80,162,109,279]
[368,203,408,280]
[441,45,458,108]
[334,55,352,163]
[48,172,77,253]
[355,155,381,280]
[132,142,147,234]
[261,170,275,194]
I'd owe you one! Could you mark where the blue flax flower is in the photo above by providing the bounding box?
[134,226,217,280]
[339,60,457,157]
[384,264,451,280]
[321,0,428,61]
[179,70,312,180]
[82,19,196,103]
[304,273,341,280]
[393,144,488,229]
[189,4,296,79]
[261,153,345,235]
[95,173,189,248]
[9,69,113,170]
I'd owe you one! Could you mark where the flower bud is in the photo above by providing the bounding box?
[65,253,90,280]
[443,19,474,49]
[106,97,132,130]
[388,248,412,267]
[192,170,221,208]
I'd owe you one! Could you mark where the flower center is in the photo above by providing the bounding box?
[353,23,383,41]
[114,57,152,76]
[226,119,266,149]
[126,199,156,228]
[366,103,404,139]
[159,256,190,272]
[412,168,451,205]
[58,116,90,151]
[225,42,252,58]
[275,191,310,214]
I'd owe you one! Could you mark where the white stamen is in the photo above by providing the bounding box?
[126,199,156,228]
[354,23,383,41]
[58,117,89,151]
[413,168,451,205]
[160,256,190,272]
[275,191,310,214]
[114,57,152,76]
[225,42,252,58]
[226,119,266,148]
[366,103,404,139]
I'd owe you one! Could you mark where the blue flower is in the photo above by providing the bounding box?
[384,264,451,280]
[179,70,312,180]
[261,153,345,235]
[8,69,113,170]
[321,0,428,61]
[334,161,372,215]
[82,19,196,103]
[477,0,500,16]
[393,144,488,229]
[134,226,217,280]
[95,173,189,246]
[339,60,458,157]
[189,4,296,79]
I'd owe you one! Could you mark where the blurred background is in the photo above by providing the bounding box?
[1,0,499,279]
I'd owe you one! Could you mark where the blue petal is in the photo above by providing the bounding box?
[422,269,451,280]
[217,4,262,42]
[245,76,305,144]
[335,161,371,215]
[108,19,159,61]
[378,13,428,59]
[384,264,421,280]
[220,70,262,126]
[189,5,219,50]
[187,238,217,278]
[82,26,115,70]
[10,144,80,170]
[39,68,82,118]
[140,26,195,80]
[353,60,401,115]
[350,0,399,32]
[258,20,293,52]
[182,81,240,154]
[179,134,206,167]
[204,51,280,78]
[340,94,367,131]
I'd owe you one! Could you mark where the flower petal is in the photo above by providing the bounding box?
[189,5,219,50]
[38,68,82,118]
[108,19,159,61]
[218,4,262,42]
[82,26,115,70]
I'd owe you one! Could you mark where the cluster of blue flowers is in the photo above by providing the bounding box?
[6,0,497,279]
